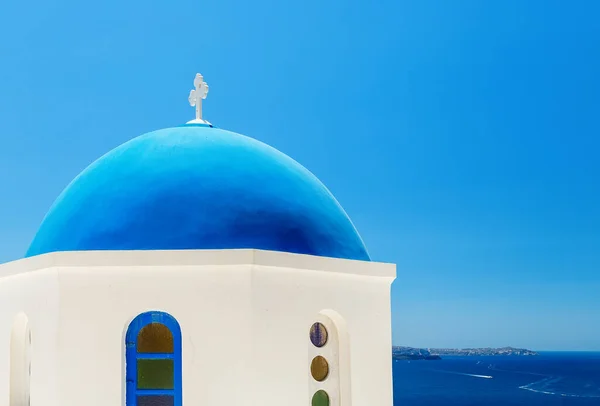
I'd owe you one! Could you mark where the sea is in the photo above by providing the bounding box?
[393,352,600,405]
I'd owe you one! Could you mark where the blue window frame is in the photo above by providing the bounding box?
[126,311,182,406]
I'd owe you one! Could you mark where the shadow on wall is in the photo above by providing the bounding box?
[10,312,31,406]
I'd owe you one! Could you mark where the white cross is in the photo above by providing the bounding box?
[188,73,209,122]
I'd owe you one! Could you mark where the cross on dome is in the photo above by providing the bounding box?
[187,73,210,124]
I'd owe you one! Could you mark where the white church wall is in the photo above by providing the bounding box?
[250,264,394,406]
[308,311,343,406]
[319,309,353,406]
[54,263,254,406]
[0,267,60,406]
[0,250,395,406]
[10,312,31,406]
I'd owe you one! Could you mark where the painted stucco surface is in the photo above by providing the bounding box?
[0,268,60,406]
[26,124,369,261]
[0,249,395,406]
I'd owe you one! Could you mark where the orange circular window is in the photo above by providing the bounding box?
[310,355,329,382]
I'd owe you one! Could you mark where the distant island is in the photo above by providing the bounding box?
[392,346,442,360]
[392,346,538,360]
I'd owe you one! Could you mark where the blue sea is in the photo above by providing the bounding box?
[393,352,600,405]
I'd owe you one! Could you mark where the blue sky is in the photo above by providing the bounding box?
[0,0,598,351]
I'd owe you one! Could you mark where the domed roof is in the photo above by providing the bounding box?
[26,124,370,261]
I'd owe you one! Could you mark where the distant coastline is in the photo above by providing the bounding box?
[393,346,539,360]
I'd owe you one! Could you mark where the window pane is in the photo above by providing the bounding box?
[309,322,328,348]
[312,390,330,406]
[310,356,329,382]
[137,323,174,353]
[137,359,174,389]
[137,396,174,406]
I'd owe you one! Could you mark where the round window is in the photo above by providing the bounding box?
[309,322,328,348]
[312,390,330,406]
[310,355,329,382]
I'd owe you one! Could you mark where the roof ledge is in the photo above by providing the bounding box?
[0,249,396,279]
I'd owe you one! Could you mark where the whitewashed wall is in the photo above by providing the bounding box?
[0,264,60,406]
[56,263,254,406]
[0,250,395,406]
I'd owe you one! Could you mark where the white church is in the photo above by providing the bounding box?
[0,74,396,406]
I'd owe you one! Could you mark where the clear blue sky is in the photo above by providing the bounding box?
[0,0,598,351]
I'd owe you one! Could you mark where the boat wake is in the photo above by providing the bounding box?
[519,377,600,398]
[430,369,493,379]
[464,373,493,379]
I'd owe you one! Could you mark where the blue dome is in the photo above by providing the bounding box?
[26,124,370,261]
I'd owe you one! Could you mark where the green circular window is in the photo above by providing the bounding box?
[312,390,330,406]
[310,355,329,381]
[309,322,328,347]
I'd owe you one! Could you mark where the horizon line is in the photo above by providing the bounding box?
[393,345,600,352]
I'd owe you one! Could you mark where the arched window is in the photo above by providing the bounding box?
[126,312,182,406]
[308,310,352,406]
[10,312,31,406]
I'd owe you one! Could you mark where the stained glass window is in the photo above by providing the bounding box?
[126,312,181,406]
[310,355,329,382]
[137,359,174,389]
[137,323,174,353]
[312,390,330,406]
[137,396,174,406]
[309,322,328,348]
